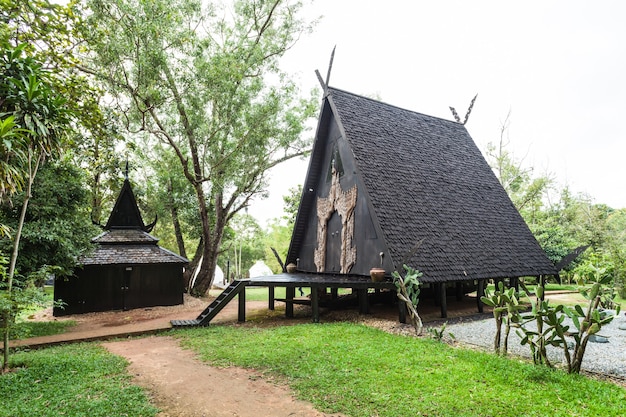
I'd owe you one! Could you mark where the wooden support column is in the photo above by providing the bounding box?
[398,299,407,323]
[511,277,519,293]
[456,282,464,301]
[358,288,369,314]
[440,283,447,318]
[311,286,320,323]
[331,288,338,299]
[285,287,295,318]
[476,279,485,313]
[238,286,246,322]
[539,275,546,301]
[268,286,275,310]
[434,283,441,306]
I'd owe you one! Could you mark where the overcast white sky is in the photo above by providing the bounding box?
[249,0,626,225]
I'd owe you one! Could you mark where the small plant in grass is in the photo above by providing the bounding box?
[1,256,54,372]
[480,281,525,355]
[426,321,454,342]
[392,264,423,335]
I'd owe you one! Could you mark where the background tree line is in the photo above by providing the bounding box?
[484,114,626,298]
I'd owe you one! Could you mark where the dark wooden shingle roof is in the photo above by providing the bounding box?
[81,229,187,266]
[325,87,556,282]
[80,179,188,267]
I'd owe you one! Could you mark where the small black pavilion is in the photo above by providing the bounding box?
[54,178,188,316]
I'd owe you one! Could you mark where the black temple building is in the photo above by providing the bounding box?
[54,178,188,316]
[173,84,559,326]
[288,87,557,282]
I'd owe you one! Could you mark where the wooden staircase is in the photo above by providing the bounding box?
[171,280,248,327]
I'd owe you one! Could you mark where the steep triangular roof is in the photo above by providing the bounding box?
[287,87,556,282]
[105,178,151,231]
[82,179,188,266]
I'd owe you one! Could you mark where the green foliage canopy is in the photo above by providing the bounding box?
[79,0,319,294]
[0,160,98,282]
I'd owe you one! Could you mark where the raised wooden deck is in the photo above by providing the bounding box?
[172,273,488,327]
[245,273,400,323]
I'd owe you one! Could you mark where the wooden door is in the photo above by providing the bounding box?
[325,211,342,272]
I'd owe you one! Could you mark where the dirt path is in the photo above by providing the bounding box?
[25,291,506,416]
[103,336,344,417]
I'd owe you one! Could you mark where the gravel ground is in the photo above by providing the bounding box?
[443,310,626,379]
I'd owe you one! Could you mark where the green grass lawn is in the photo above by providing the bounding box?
[2,322,624,416]
[174,323,626,417]
[3,282,623,416]
[0,344,158,417]
[11,285,77,339]
[10,320,76,340]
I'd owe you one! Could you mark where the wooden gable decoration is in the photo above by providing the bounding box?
[286,87,557,283]
[105,178,153,231]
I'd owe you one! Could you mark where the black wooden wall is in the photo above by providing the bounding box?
[53,264,184,316]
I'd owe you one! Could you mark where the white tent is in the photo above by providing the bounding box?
[190,256,227,289]
[249,260,273,278]
[212,265,226,288]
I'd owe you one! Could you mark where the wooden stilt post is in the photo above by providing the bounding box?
[238,286,246,322]
[456,282,463,301]
[268,286,275,310]
[311,286,320,323]
[512,277,519,293]
[358,288,369,314]
[477,279,485,313]
[440,283,447,318]
[331,287,338,299]
[434,283,441,306]
[398,299,407,323]
[286,286,295,318]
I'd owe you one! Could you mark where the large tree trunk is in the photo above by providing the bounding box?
[3,151,40,372]
[192,238,219,295]
[188,183,217,295]
[190,188,230,296]
[182,237,203,292]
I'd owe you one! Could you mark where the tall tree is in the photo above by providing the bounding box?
[1,0,119,224]
[483,116,626,286]
[70,107,126,226]
[0,41,75,372]
[79,0,318,294]
[0,159,98,281]
[219,213,264,280]
[134,141,200,258]
[0,116,26,204]
[485,113,552,220]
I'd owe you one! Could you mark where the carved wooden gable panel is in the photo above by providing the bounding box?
[314,164,357,273]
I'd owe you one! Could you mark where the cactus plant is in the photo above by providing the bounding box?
[393,265,423,336]
[481,281,525,355]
